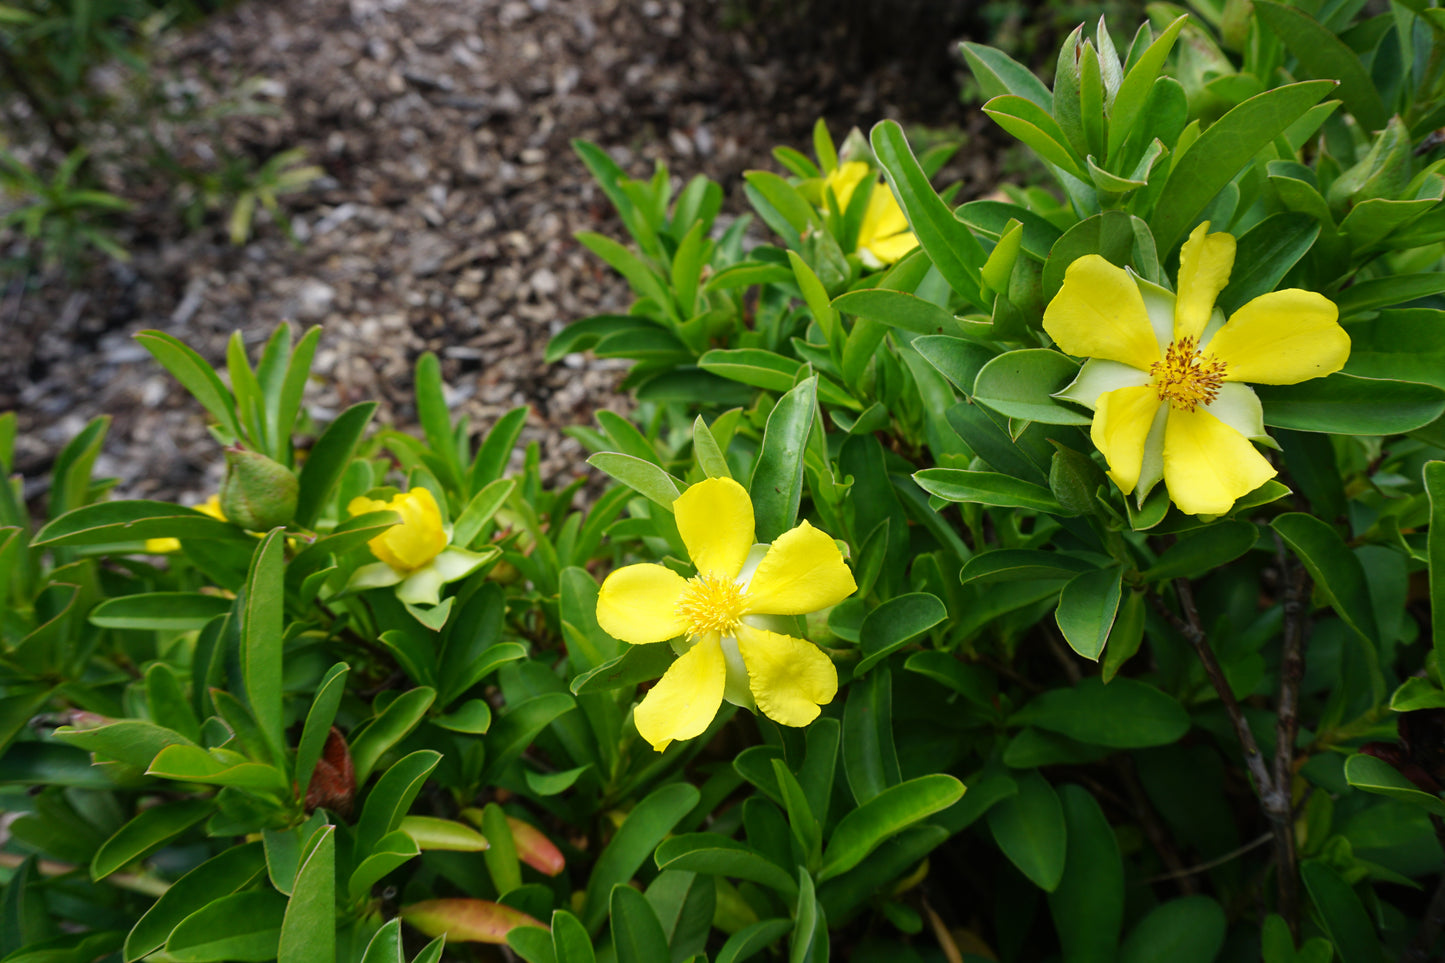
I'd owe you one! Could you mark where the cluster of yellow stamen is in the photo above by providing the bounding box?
[676,574,745,639]
[1149,336,1227,412]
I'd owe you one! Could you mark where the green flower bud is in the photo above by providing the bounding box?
[220,447,298,531]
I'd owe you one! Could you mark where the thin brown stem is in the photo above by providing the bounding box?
[1271,535,1312,940]
[1113,755,1197,895]
[1153,579,1275,800]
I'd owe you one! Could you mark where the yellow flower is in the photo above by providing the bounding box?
[146,494,226,553]
[596,477,857,752]
[823,161,919,268]
[1044,222,1350,516]
[345,487,493,606]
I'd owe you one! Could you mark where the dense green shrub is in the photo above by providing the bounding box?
[5,1,1445,961]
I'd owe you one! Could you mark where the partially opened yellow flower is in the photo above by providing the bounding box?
[823,161,919,268]
[146,494,226,553]
[1044,222,1350,516]
[596,477,857,752]
[345,487,493,606]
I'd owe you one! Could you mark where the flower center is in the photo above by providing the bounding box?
[676,574,745,639]
[1149,336,1227,412]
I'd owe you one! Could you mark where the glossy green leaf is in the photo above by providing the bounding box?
[123,843,267,961]
[91,798,211,880]
[294,662,348,799]
[1107,15,1187,160]
[164,888,287,962]
[134,330,242,441]
[402,898,546,944]
[1048,785,1124,963]
[855,592,947,674]
[655,833,798,897]
[242,530,286,760]
[295,402,378,527]
[279,825,335,963]
[1216,213,1321,315]
[1118,896,1225,963]
[716,919,792,963]
[960,550,1093,585]
[960,42,1052,109]
[1272,513,1378,642]
[1343,753,1445,818]
[1055,565,1123,661]
[583,782,701,932]
[1011,677,1189,748]
[350,687,437,786]
[483,692,576,782]
[914,468,1066,513]
[843,665,902,806]
[611,884,670,963]
[570,643,674,694]
[972,350,1092,425]
[1151,81,1336,253]
[831,288,973,338]
[1429,462,1445,666]
[819,774,964,880]
[748,376,816,542]
[88,592,232,630]
[551,910,596,963]
[871,119,986,302]
[1252,1,1388,132]
[983,95,1089,181]
[1258,373,1445,434]
[1300,860,1382,963]
[589,452,682,512]
[146,745,290,794]
[355,749,441,859]
[1142,521,1259,582]
[986,770,1067,891]
[33,500,239,547]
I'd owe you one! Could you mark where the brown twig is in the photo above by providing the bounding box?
[1270,534,1312,939]
[1152,579,1275,800]
[1112,755,1198,895]
[1140,832,1273,885]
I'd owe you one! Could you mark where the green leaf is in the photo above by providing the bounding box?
[570,642,674,695]
[355,750,441,859]
[871,120,986,302]
[295,663,349,799]
[146,745,290,794]
[135,330,242,441]
[986,770,1067,891]
[1344,753,1445,818]
[611,884,670,963]
[959,549,1092,585]
[242,530,286,760]
[1118,896,1226,963]
[89,593,233,630]
[471,405,530,489]
[1272,513,1379,642]
[279,825,335,963]
[716,919,792,963]
[1151,81,1337,253]
[360,919,407,963]
[1335,274,1445,317]
[583,782,701,932]
[914,468,1067,514]
[350,687,437,786]
[843,664,902,806]
[831,289,975,338]
[551,910,597,963]
[1011,677,1190,748]
[960,42,1052,109]
[1042,211,1153,301]
[789,871,824,963]
[972,350,1092,425]
[1430,462,1445,666]
[402,898,545,945]
[53,719,196,771]
[1142,520,1259,582]
[1107,15,1188,160]
[1252,2,1388,132]
[483,692,577,783]
[481,802,522,895]
[1055,566,1123,660]
[855,592,948,674]
[164,888,287,962]
[1344,309,1445,389]
[818,774,965,880]
[33,500,239,547]
[588,453,682,512]
[742,170,817,236]
[982,95,1089,181]
[654,834,799,898]
[1048,785,1124,963]
[91,799,211,880]
[699,348,808,393]
[1300,861,1382,963]
[748,376,817,542]
[1258,373,1445,434]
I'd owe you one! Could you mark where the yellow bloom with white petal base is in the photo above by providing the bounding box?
[1044,222,1350,516]
[345,487,493,606]
[596,477,857,752]
[823,161,919,268]
[146,494,227,554]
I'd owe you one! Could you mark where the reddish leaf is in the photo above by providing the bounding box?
[400,899,547,943]
[507,816,566,877]
[305,726,356,817]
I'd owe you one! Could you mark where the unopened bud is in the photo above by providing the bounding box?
[220,447,298,531]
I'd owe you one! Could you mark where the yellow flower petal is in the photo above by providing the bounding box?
[1091,385,1163,496]
[145,537,180,554]
[863,229,919,266]
[195,494,227,521]
[634,637,726,752]
[360,488,448,573]
[1043,256,1162,370]
[674,477,755,580]
[736,625,838,727]
[860,185,910,245]
[1206,290,1349,385]
[1162,406,1277,516]
[597,563,689,644]
[823,161,870,212]
[1174,222,1235,342]
[743,521,857,616]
